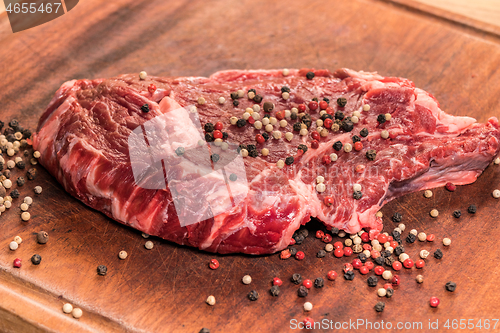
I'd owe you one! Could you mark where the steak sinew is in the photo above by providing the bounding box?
[33,68,500,254]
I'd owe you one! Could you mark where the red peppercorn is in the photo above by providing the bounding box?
[13,258,21,268]
[311,140,319,149]
[280,249,291,259]
[298,104,306,112]
[403,259,414,269]
[276,110,285,120]
[359,266,369,275]
[215,121,223,130]
[363,244,372,251]
[324,196,334,206]
[213,130,223,139]
[295,251,305,260]
[429,297,440,308]
[383,283,393,290]
[343,247,353,257]
[273,277,283,286]
[319,101,328,110]
[445,182,456,192]
[322,234,332,243]
[415,259,425,269]
[374,266,385,275]
[289,238,296,246]
[303,279,313,288]
[148,84,156,94]
[364,261,374,271]
[392,261,402,271]
[255,134,265,144]
[343,263,353,273]
[361,232,370,243]
[354,142,363,151]
[311,131,320,140]
[308,101,318,111]
[322,155,331,164]
[352,259,363,269]
[371,250,381,259]
[324,118,333,128]
[377,234,388,244]
[426,234,435,242]
[316,230,325,239]
[390,241,398,249]
[327,270,338,281]
[209,259,219,269]
[391,275,400,286]
[333,248,344,258]
[333,241,343,249]
[303,317,314,329]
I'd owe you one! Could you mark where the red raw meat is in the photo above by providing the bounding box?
[33,68,500,254]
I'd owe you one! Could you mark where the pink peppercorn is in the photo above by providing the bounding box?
[148,84,156,94]
[426,234,435,242]
[361,233,370,243]
[209,259,219,269]
[316,230,325,239]
[327,270,338,280]
[289,238,296,246]
[311,131,320,140]
[343,247,353,257]
[343,263,353,273]
[364,261,374,271]
[403,259,414,269]
[319,101,328,110]
[333,241,343,249]
[303,279,312,288]
[430,297,440,308]
[352,259,363,269]
[273,277,283,286]
[445,182,456,192]
[363,244,372,251]
[308,101,318,111]
[391,275,401,286]
[392,261,402,271]
[295,251,305,260]
[322,234,332,243]
[13,258,21,268]
[374,266,385,275]
[415,259,425,269]
[311,140,319,149]
[359,266,369,275]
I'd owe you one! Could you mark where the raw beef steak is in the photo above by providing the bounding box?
[33,68,500,254]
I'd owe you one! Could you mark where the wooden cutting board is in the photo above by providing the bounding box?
[1,0,500,332]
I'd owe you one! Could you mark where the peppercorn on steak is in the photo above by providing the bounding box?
[33,68,500,254]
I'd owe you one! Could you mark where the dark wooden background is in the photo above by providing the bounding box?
[0,0,500,332]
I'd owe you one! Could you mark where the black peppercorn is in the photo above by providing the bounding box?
[236,119,246,128]
[381,250,391,258]
[392,212,402,223]
[291,273,302,285]
[289,246,299,255]
[321,113,333,121]
[37,231,49,244]
[16,177,25,187]
[0,161,3,171]
[175,147,185,156]
[322,97,330,103]
[358,253,367,263]
[312,97,318,102]
[199,328,210,333]
[384,257,395,267]
[377,114,386,124]
[205,133,214,142]
[293,234,304,245]
[270,286,280,296]
[285,156,294,165]
[360,128,369,137]
[247,144,256,152]
[386,288,394,298]
[298,286,309,297]
[406,233,416,244]
[22,129,31,139]
[344,270,355,281]
[281,86,290,93]
[394,245,405,256]
[232,100,239,107]
[314,277,324,288]
[230,92,239,100]
[374,302,385,312]
[468,205,477,214]
[334,111,345,121]
[374,256,385,266]
[445,281,456,292]
[392,230,401,239]
[97,265,107,276]
[211,154,220,163]
[237,144,247,153]
[353,191,363,200]
[263,102,274,113]
[0,120,3,131]
[301,114,312,128]
[204,123,214,132]
[141,104,150,113]
[298,144,308,154]
[222,132,228,140]
[4,127,14,136]
[248,290,259,301]
[291,112,298,120]
[366,149,377,161]
[248,150,258,158]
[297,229,309,238]
[332,141,343,151]
[330,227,339,235]
[10,189,19,199]
[453,210,461,218]
[367,276,378,287]
[434,249,443,259]
[229,173,237,182]
[23,150,29,156]
[6,134,15,142]
[253,95,263,103]
[9,119,19,129]
[293,122,302,132]
[31,254,42,265]
[306,71,315,80]
[317,250,326,258]
[352,135,361,143]
[337,97,347,107]
[341,120,354,132]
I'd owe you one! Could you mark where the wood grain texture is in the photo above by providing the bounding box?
[0,0,500,332]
